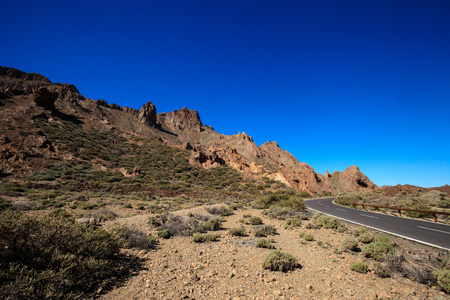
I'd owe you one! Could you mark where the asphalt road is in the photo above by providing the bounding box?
[305,198,450,250]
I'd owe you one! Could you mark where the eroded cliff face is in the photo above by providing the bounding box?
[0,66,378,195]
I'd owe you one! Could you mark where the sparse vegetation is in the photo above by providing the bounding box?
[192,233,221,243]
[350,261,368,274]
[362,242,395,261]
[253,225,277,237]
[0,210,123,299]
[262,250,298,272]
[255,238,276,249]
[342,237,359,251]
[229,227,246,236]
[284,217,302,229]
[358,233,375,244]
[433,270,450,294]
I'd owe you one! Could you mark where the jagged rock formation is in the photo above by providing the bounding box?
[137,102,157,126]
[0,66,378,194]
[157,107,203,132]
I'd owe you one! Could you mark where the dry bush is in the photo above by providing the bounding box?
[205,205,233,216]
[253,225,277,237]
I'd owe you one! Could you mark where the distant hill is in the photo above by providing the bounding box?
[0,66,377,195]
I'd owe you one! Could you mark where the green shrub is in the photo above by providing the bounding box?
[358,233,375,244]
[362,242,394,261]
[157,229,171,239]
[302,233,315,242]
[433,270,450,294]
[350,261,368,274]
[192,233,221,243]
[229,227,246,236]
[0,210,122,299]
[356,226,368,236]
[375,235,396,246]
[314,215,341,229]
[253,225,277,237]
[201,219,222,231]
[261,250,298,272]
[248,216,263,225]
[255,238,275,249]
[284,217,302,229]
[342,237,359,251]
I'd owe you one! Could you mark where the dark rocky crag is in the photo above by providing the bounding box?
[0,66,378,194]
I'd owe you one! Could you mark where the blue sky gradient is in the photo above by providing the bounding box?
[2,0,449,187]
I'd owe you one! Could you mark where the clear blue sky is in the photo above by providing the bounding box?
[2,0,449,188]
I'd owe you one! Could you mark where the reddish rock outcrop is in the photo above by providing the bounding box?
[157,107,203,132]
[137,101,157,126]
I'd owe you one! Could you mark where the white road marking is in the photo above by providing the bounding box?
[306,200,450,251]
[337,208,346,212]
[417,226,450,235]
[360,214,379,219]
[325,205,330,208]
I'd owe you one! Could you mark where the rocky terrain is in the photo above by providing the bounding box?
[0,66,377,195]
[99,206,449,300]
[1,67,449,299]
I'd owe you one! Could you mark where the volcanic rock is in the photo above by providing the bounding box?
[33,88,58,110]
[157,107,203,132]
[137,101,157,126]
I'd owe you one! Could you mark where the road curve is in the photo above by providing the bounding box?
[305,198,450,250]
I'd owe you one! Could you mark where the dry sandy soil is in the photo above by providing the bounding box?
[99,207,449,300]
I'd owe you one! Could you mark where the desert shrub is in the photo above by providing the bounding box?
[336,193,362,205]
[248,216,263,225]
[358,233,375,244]
[114,226,156,250]
[256,192,306,211]
[201,219,222,231]
[261,250,298,272]
[157,229,171,239]
[362,242,394,261]
[255,238,275,249]
[302,233,315,241]
[356,226,368,236]
[284,217,302,229]
[192,233,221,243]
[372,262,391,278]
[375,235,396,247]
[384,253,405,274]
[404,265,436,285]
[433,270,450,294]
[263,207,310,220]
[0,210,122,299]
[82,208,117,223]
[253,225,277,237]
[0,197,12,211]
[229,227,246,236]
[342,237,359,251]
[350,261,368,274]
[156,213,204,236]
[314,214,341,230]
[397,199,432,218]
[205,205,233,216]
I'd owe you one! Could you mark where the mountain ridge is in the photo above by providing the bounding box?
[0,66,377,195]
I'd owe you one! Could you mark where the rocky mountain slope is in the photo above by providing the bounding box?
[0,66,377,195]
